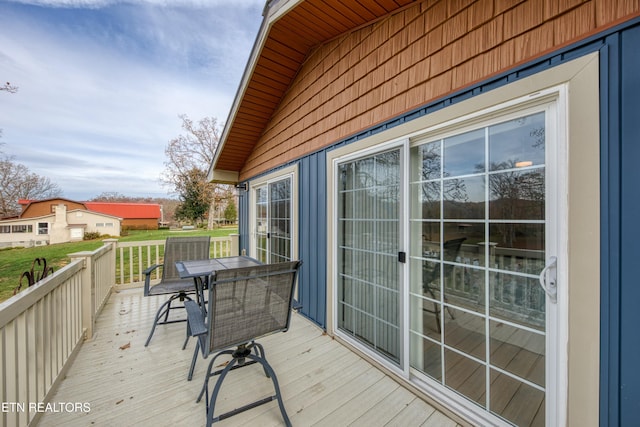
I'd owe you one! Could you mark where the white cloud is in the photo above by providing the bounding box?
[6,0,264,9]
[0,1,262,200]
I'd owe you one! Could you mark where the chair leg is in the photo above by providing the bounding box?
[434,302,442,334]
[205,353,291,427]
[145,297,174,347]
[250,341,270,378]
[198,350,234,403]
[145,293,193,347]
[187,340,200,381]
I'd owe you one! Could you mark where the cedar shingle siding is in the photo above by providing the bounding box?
[238,0,639,181]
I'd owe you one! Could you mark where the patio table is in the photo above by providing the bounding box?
[175,255,263,307]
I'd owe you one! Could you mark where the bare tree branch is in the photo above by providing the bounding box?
[0,152,62,217]
[162,115,236,228]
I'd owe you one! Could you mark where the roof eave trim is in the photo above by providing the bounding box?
[208,169,240,184]
[209,0,305,176]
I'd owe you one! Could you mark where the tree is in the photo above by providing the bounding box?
[0,147,62,217]
[162,115,235,229]
[91,192,131,202]
[224,198,237,223]
[173,168,209,224]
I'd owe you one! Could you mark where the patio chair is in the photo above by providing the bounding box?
[185,260,302,427]
[143,235,210,347]
[423,237,466,333]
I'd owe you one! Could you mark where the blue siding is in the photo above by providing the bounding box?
[598,22,640,427]
[618,24,640,427]
[234,17,640,425]
[236,153,328,328]
[298,152,327,327]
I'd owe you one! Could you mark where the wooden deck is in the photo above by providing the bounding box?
[37,288,461,427]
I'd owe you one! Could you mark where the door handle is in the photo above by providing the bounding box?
[538,256,557,303]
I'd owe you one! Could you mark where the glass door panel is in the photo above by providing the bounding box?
[254,177,292,264]
[409,111,548,426]
[337,149,402,365]
[269,178,291,263]
[255,186,268,263]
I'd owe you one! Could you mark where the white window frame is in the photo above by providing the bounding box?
[407,96,565,427]
[330,139,410,376]
[248,164,299,263]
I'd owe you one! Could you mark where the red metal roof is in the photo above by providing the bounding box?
[84,202,161,219]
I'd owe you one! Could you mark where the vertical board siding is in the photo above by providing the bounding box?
[238,0,640,181]
[618,23,640,427]
[298,152,328,326]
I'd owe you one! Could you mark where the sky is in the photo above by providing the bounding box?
[0,0,264,200]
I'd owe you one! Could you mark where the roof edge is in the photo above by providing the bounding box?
[209,0,304,177]
[208,169,240,184]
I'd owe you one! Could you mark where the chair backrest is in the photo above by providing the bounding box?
[423,237,467,288]
[204,260,302,356]
[162,236,211,281]
[442,237,466,263]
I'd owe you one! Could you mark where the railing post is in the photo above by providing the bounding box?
[69,251,95,340]
[103,238,118,288]
[230,233,240,256]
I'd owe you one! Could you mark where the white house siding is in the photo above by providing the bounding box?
[0,205,121,248]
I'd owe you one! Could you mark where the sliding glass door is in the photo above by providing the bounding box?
[332,101,563,426]
[336,149,403,365]
[408,110,552,426]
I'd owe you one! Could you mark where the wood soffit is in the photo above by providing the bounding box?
[215,0,417,174]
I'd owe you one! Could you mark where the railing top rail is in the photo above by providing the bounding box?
[116,236,233,248]
[0,259,84,328]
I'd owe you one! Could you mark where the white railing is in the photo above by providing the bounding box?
[445,244,546,327]
[114,235,238,287]
[0,234,238,426]
[0,239,117,427]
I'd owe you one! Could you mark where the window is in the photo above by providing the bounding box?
[0,225,10,233]
[96,223,104,227]
[249,164,298,264]
[12,225,32,233]
[38,222,49,235]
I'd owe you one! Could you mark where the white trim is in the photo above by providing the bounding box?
[330,139,408,375]
[248,164,299,262]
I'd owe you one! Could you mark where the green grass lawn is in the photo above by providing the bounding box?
[0,227,238,303]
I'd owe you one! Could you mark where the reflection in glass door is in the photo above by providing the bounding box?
[337,149,402,365]
[409,111,550,426]
[254,177,292,264]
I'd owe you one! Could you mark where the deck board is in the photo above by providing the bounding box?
[37,288,461,427]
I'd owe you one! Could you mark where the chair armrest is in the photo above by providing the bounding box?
[143,264,162,296]
[185,300,207,337]
[143,264,162,276]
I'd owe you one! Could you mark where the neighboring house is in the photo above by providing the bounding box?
[16,198,161,230]
[0,202,121,248]
[84,202,161,230]
[208,1,640,426]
